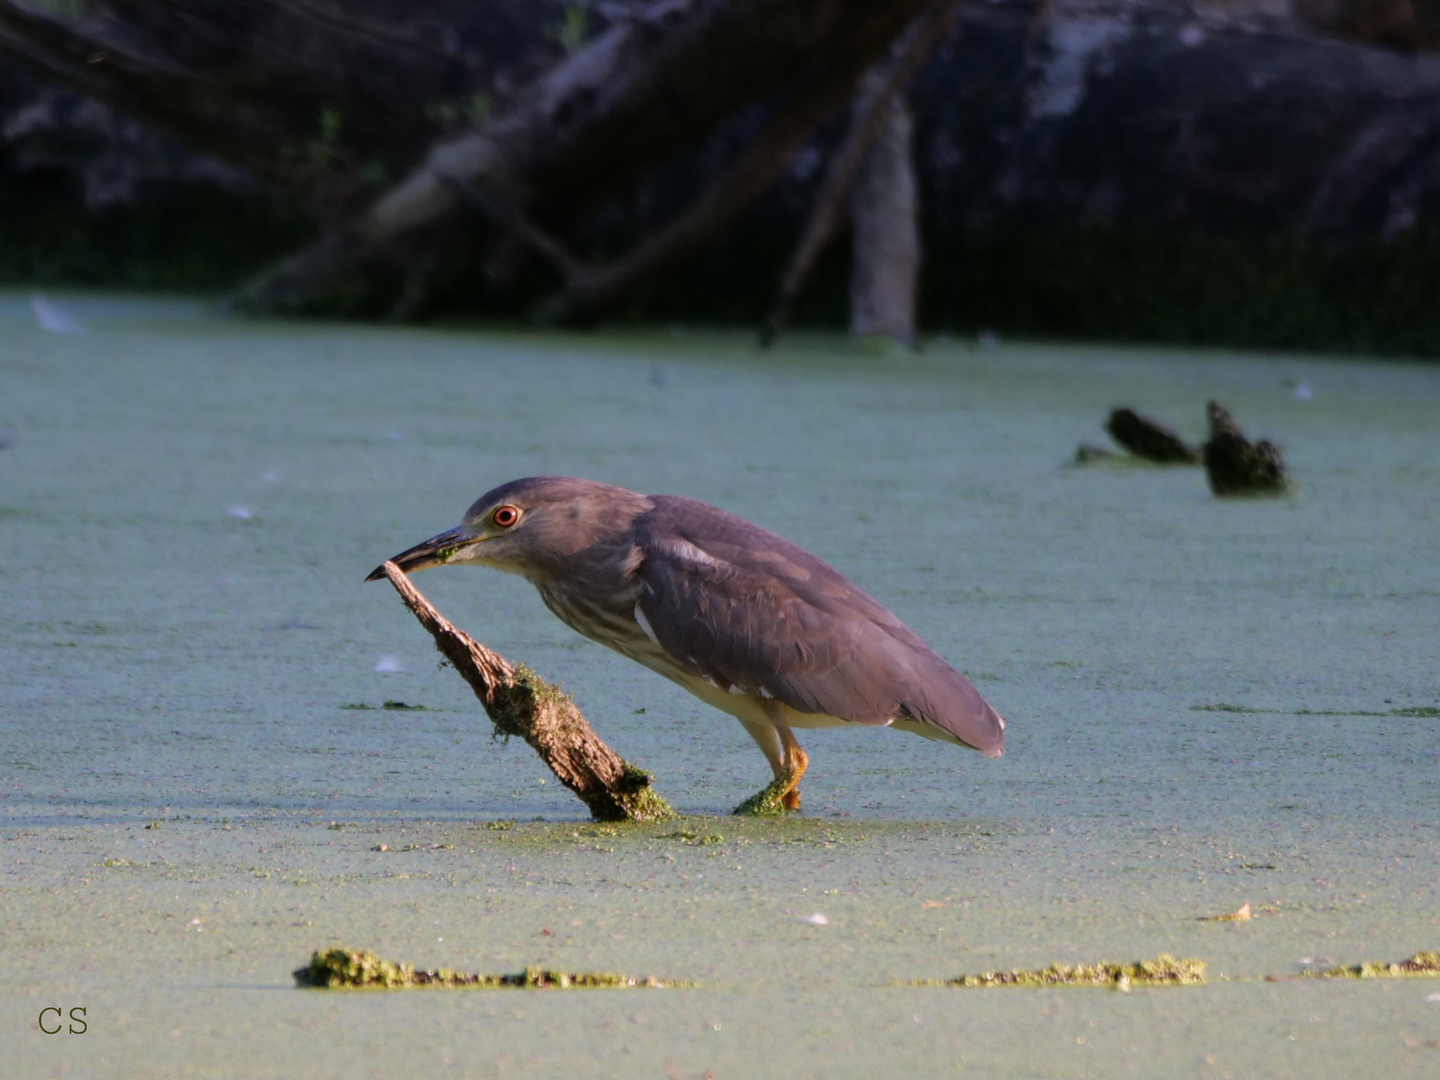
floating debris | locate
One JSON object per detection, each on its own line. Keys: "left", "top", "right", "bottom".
{"left": 226, "top": 506, "right": 254, "bottom": 519}
{"left": 294, "top": 947, "right": 686, "bottom": 990}
{"left": 801, "top": 913, "right": 830, "bottom": 926}
{"left": 1202, "top": 401, "right": 1287, "bottom": 496}
{"left": 1301, "top": 951, "right": 1440, "bottom": 980}
{"left": 374, "top": 655, "right": 405, "bottom": 673}
{"left": 30, "top": 293, "right": 86, "bottom": 334}
{"left": 1104, "top": 408, "right": 1199, "bottom": 464}
{"left": 1200, "top": 901, "right": 1252, "bottom": 922}
{"left": 925, "top": 954, "right": 1205, "bottom": 989}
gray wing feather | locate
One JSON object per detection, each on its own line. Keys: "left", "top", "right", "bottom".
{"left": 634, "top": 496, "right": 1005, "bottom": 757}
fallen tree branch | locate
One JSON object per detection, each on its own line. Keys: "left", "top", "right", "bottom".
{"left": 759, "top": 0, "right": 959, "bottom": 347}
{"left": 379, "top": 560, "right": 676, "bottom": 822}
{"left": 230, "top": 0, "right": 929, "bottom": 315}
{"left": 440, "top": 173, "right": 588, "bottom": 287}
{"left": 532, "top": 52, "right": 883, "bottom": 323}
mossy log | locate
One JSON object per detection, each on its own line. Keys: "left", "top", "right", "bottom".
{"left": 379, "top": 560, "right": 675, "bottom": 823}
{"left": 1105, "top": 407, "right": 1199, "bottom": 464}
{"left": 1202, "top": 401, "right": 1288, "bottom": 496}
{"left": 295, "top": 946, "right": 684, "bottom": 989}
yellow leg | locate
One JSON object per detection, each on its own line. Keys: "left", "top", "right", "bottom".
{"left": 738, "top": 719, "right": 785, "bottom": 777}
{"left": 776, "top": 725, "right": 808, "bottom": 811}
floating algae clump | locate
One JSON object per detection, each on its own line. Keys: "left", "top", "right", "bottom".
{"left": 1305, "top": 951, "right": 1440, "bottom": 980}
{"left": 294, "top": 948, "right": 685, "bottom": 989}
{"left": 934, "top": 954, "right": 1205, "bottom": 989}
{"left": 732, "top": 773, "right": 796, "bottom": 817}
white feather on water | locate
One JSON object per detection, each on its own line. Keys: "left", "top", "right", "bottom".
{"left": 30, "top": 294, "right": 86, "bottom": 334}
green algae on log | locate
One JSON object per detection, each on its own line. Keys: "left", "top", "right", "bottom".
{"left": 1303, "top": 951, "right": 1440, "bottom": 980}
{"left": 928, "top": 954, "right": 1206, "bottom": 989}
{"left": 1202, "top": 401, "right": 1288, "bottom": 497}
{"left": 379, "top": 561, "right": 676, "bottom": 823}
{"left": 294, "top": 948, "right": 684, "bottom": 989}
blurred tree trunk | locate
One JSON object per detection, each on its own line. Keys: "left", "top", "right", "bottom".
{"left": 848, "top": 72, "right": 920, "bottom": 345}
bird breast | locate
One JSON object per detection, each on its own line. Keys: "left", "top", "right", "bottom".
{"left": 532, "top": 542, "right": 656, "bottom": 657}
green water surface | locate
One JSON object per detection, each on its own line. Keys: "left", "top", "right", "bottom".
{"left": 2, "top": 294, "right": 1438, "bottom": 1077}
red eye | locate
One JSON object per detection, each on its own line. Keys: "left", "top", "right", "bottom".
{"left": 492, "top": 505, "right": 519, "bottom": 528}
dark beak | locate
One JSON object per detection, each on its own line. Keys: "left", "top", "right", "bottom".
{"left": 365, "top": 525, "right": 474, "bottom": 581}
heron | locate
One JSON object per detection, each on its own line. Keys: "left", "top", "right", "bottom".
{"left": 367, "top": 477, "right": 1005, "bottom": 811}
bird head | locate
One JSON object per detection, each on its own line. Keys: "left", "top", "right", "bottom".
{"left": 365, "top": 476, "right": 652, "bottom": 582}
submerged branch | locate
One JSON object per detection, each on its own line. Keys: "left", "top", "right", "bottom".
{"left": 379, "top": 561, "right": 676, "bottom": 823}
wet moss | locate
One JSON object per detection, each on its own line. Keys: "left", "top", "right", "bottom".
{"left": 1305, "top": 951, "right": 1440, "bottom": 980}
{"left": 490, "top": 665, "right": 676, "bottom": 823}
{"left": 732, "top": 774, "right": 796, "bottom": 817}
{"left": 293, "top": 947, "right": 688, "bottom": 990}
{"left": 927, "top": 954, "right": 1206, "bottom": 989}
{"left": 609, "top": 761, "right": 679, "bottom": 823}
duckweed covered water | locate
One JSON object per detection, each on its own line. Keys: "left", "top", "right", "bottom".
{"left": 2, "top": 292, "right": 1439, "bottom": 1077}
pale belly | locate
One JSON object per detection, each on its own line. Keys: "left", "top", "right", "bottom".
{"left": 630, "top": 647, "right": 965, "bottom": 746}
{"left": 552, "top": 594, "right": 966, "bottom": 747}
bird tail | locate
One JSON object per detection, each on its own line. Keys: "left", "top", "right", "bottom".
{"left": 905, "top": 655, "right": 1006, "bottom": 758}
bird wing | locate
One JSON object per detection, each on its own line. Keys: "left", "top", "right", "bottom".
{"left": 634, "top": 496, "right": 1004, "bottom": 757}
